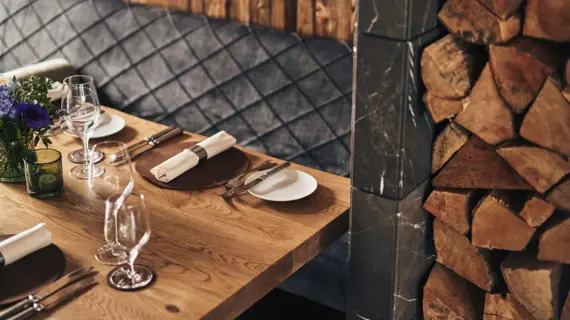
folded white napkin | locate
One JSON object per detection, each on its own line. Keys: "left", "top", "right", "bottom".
{"left": 150, "top": 131, "right": 237, "bottom": 183}
{"left": 0, "top": 223, "right": 52, "bottom": 266}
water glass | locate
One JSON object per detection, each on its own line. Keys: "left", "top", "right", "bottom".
{"left": 64, "top": 87, "right": 101, "bottom": 179}
{"left": 107, "top": 193, "right": 154, "bottom": 290}
{"left": 24, "top": 149, "right": 64, "bottom": 198}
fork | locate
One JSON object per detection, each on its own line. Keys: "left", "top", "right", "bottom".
{"left": 224, "top": 160, "right": 277, "bottom": 190}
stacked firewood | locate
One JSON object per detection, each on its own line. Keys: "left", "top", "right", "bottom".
{"left": 420, "top": 0, "right": 570, "bottom": 319}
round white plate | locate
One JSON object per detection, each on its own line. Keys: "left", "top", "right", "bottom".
{"left": 64, "top": 114, "right": 126, "bottom": 139}
{"left": 244, "top": 169, "right": 318, "bottom": 202}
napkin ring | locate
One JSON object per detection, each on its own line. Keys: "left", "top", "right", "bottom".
{"left": 190, "top": 145, "right": 208, "bottom": 163}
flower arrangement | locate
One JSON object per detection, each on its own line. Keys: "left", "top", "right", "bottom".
{"left": 0, "top": 76, "right": 56, "bottom": 182}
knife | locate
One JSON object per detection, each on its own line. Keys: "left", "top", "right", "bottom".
{"left": 128, "top": 127, "right": 184, "bottom": 160}
{"left": 127, "top": 126, "right": 178, "bottom": 153}
{"left": 0, "top": 266, "right": 93, "bottom": 319}
{"left": 222, "top": 162, "right": 291, "bottom": 198}
{"left": 7, "top": 277, "right": 96, "bottom": 320}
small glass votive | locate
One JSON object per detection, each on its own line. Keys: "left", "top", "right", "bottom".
{"left": 24, "top": 149, "right": 64, "bottom": 199}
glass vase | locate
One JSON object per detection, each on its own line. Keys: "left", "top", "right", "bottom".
{"left": 0, "top": 138, "right": 32, "bottom": 183}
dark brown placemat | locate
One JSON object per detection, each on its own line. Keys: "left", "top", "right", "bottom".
{"left": 135, "top": 141, "right": 250, "bottom": 190}
{"left": 0, "top": 235, "right": 66, "bottom": 305}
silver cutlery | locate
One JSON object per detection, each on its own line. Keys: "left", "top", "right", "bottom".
{"left": 0, "top": 266, "right": 94, "bottom": 319}
{"left": 125, "top": 126, "right": 178, "bottom": 155}
{"left": 110, "top": 127, "right": 183, "bottom": 164}
{"left": 222, "top": 162, "right": 291, "bottom": 199}
{"left": 224, "top": 160, "right": 277, "bottom": 190}
{"left": 7, "top": 277, "right": 96, "bottom": 320}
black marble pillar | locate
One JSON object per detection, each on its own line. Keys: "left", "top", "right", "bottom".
{"left": 349, "top": 0, "right": 444, "bottom": 319}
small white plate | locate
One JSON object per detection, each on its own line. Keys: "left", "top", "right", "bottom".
{"left": 64, "top": 114, "right": 126, "bottom": 139}
{"left": 244, "top": 169, "right": 318, "bottom": 202}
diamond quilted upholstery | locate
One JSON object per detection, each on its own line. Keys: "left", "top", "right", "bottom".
{"left": 0, "top": 0, "right": 352, "bottom": 311}
{"left": 0, "top": 0, "right": 352, "bottom": 177}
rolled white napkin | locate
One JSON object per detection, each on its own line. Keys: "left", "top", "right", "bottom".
{"left": 0, "top": 223, "right": 52, "bottom": 266}
{"left": 150, "top": 131, "right": 237, "bottom": 183}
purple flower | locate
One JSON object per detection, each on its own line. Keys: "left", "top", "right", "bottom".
{"left": 0, "top": 85, "right": 14, "bottom": 117}
{"left": 14, "top": 102, "right": 51, "bottom": 130}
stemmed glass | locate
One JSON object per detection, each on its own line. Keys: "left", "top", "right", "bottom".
{"left": 60, "top": 75, "right": 103, "bottom": 164}
{"left": 88, "top": 141, "right": 135, "bottom": 265}
{"left": 107, "top": 193, "right": 154, "bottom": 290}
{"left": 64, "top": 87, "right": 101, "bottom": 179}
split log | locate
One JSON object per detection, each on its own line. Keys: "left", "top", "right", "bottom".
{"left": 523, "top": 0, "right": 570, "bottom": 42}
{"left": 563, "top": 86, "right": 570, "bottom": 102}
{"left": 546, "top": 178, "right": 570, "bottom": 212}
{"left": 424, "top": 189, "right": 479, "bottom": 235}
{"left": 484, "top": 293, "right": 535, "bottom": 320}
{"left": 501, "top": 252, "right": 562, "bottom": 320}
{"left": 497, "top": 145, "right": 570, "bottom": 194}
{"left": 489, "top": 39, "right": 556, "bottom": 113}
{"left": 421, "top": 35, "right": 475, "bottom": 99}
{"left": 423, "top": 92, "right": 465, "bottom": 123}
{"left": 520, "top": 196, "right": 556, "bottom": 227}
{"left": 472, "top": 190, "right": 535, "bottom": 251}
{"left": 424, "top": 263, "right": 485, "bottom": 320}
{"left": 455, "top": 64, "right": 515, "bottom": 145}
{"left": 520, "top": 77, "right": 570, "bottom": 157}
{"left": 434, "top": 219, "right": 497, "bottom": 291}
{"left": 433, "top": 136, "right": 531, "bottom": 190}
{"left": 438, "top": 0, "right": 521, "bottom": 45}
{"left": 432, "top": 122, "right": 470, "bottom": 173}
{"left": 538, "top": 215, "right": 570, "bottom": 264}
{"left": 475, "top": 0, "right": 522, "bottom": 19}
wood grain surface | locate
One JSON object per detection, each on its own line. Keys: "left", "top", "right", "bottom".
{"left": 0, "top": 107, "right": 350, "bottom": 320}
{"left": 126, "top": 0, "right": 355, "bottom": 41}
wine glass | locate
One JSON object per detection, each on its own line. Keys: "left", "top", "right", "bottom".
{"left": 61, "top": 75, "right": 103, "bottom": 164}
{"left": 107, "top": 193, "right": 154, "bottom": 290}
{"left": 89, "top": 141, "right": 135, "bottom": 265}
{"left": 64, "top": 87, "right": 101, "bottom": 179}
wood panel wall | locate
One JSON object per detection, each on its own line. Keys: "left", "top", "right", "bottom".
{"left": 126, "top": 0, "right": 355, "bottom": 41}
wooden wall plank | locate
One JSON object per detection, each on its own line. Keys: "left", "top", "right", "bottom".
{"left": 189, "top": 0, "right": 204, "bottom": 13}
{"left": 125, "top": 0, "right": 355, "bottom": 41}
{"left": 205, "top": 0, "right": 227, "bottom": 19}
{"left": 315, "top": 0, "right": 352, "bottom": 41}
{"left": 231, "top": 0, "right": 251, "bottom": 25}
{"left": 297, "top": 0, "right": 315, "bottom": 37}
{"left": 251, "top": 0, "right": 271, "bottom": 27}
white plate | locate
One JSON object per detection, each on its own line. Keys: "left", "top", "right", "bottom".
{"left": 244, "top": 169, "right": 318, "bottom": 202}
{"left": 64, "top": 114, "right": 126, "bottom": 139}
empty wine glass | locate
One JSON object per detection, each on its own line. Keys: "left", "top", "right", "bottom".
{"left": 61, "top": 75, "right": 103, "bottom": 164}
{"left": 107, "top": 193, "right": 154, "bottom": 290}
{"left": 89, "top": 141, "right": 135, "bottom": 265}
{"left": 64, "top": 87, "right": 101, "bottom": 179}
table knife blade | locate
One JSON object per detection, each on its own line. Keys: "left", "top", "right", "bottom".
{"left": 0, "top": 266, "right": 93, "bottom": 319}
{"left": 224, "top": 162, "right": 291, "bottom": 197}
{"left": 8, "top": 277, "right": 96, "bottom": 320}
{"left": 129, "top": 127, "right": 183, "bottom": 160}
{"left": 127, "top": 126, "right": 177, "bottom": 153}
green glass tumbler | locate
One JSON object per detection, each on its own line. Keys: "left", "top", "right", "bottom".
{"left": 24, "top": 149, "right": 64, "bottom": 199}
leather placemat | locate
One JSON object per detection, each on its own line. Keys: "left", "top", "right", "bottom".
{"left": 0, "top": 235, "right": 66, "bottom": 305}
{"left": 135, "top": 141, "right": 249, "bottom": 190}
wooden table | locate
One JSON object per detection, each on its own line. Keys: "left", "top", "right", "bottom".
{"left": 0, "top": 107, "right": 350, "bottom": 319}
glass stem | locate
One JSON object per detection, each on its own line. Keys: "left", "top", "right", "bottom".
{"left": 82, "top": 133, "right": 90, "bottom": 170}
{"left": 127, "top": 249, "right": 139, "bottom": 280}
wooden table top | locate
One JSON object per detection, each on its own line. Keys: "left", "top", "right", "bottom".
{"left": 0, "top": 107, "right": 350, "bottom": 320}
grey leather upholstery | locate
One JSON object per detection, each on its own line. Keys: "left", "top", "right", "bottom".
{"left": 0, "top": 0, "right": 352, "bottom": 311}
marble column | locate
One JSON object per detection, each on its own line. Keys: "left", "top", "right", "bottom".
{"left": 348, "top": 1, "right": 444, "bottom": 319}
